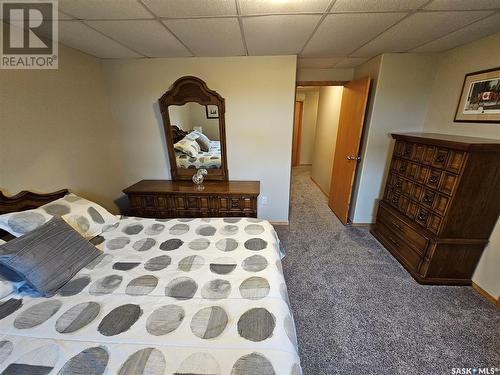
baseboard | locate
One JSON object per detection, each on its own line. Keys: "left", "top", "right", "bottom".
{"left": 270, "top": 221, "right": 289, "bottom": 226}
{"left": 472, "top": 282, "right": 500, "bottom": 309}
{"left": 310, "top": 176, "right": 329, "bottom": 198}
{"left": 349, "top": 223, "right": 373, "bottom": 227}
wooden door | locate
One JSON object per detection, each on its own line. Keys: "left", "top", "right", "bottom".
{"left": 328, "top": 77, "right": 371, "bottom": 224}
{"left": 292, "top": 101, "right": 304, "bottom": 167}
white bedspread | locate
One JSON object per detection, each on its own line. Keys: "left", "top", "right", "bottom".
{"left": 0, "top": 217, "right": 301, "bottom": 375}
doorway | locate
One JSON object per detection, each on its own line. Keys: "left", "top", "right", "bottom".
{"left": 292, "top": 77, "right": 371, "bottom": 224}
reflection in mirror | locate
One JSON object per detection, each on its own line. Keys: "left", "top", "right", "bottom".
{"left": 168, "top": 103, "right": 222, "bottom": 170}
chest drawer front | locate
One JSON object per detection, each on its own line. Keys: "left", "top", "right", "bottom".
{"left": 446, "top": 150, "right": 466, "bottom": 173}
{"left": 378, "top": 205, "right": 428, "bottom": 253}
{"left": 439, "top": 172, "right": 459, "bottom": 195}
{"left": 375, "top": 221, "right": 423, "bottom": 272}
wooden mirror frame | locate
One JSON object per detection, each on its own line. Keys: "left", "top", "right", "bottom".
{"left": 159, "top": 76, "right": 228, "bottom": 181}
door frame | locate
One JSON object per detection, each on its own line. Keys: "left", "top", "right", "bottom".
{"left": 292, "top": 100, "right": 304, "bottom": 167}
{"left": 294, "top": 79, "right": 371, "bottom": 224}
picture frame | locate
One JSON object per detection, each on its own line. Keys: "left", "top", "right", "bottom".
{"left": 206, "top": 104, "right": 219, "bottom": 119}
{"left": 454, "top": 67, "right": 500, "bottom": 123}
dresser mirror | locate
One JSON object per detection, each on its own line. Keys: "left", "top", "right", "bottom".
{"left": 159, "top": 76, "right": 228, "bottom": 181}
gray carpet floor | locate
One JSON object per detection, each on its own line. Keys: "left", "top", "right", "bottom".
{"left": 276, "top": 166, "right": 499, "bottom": 375}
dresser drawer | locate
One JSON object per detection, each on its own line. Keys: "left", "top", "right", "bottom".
{"left": 439, "top": 172, "right": 459, "bottom": 195}
{"left": 375, "top": 221, "right": 423, "bottom": 273}
{"left": 446, "top": 150, "right": 467, "bottom": 173}
{"left": 425, "top": 169, "right": 442, "bottom": 189}
{"left": 432, "top": 148, "right": 450, "bottom": 169}
{"left": 378, "top": 204, "right": 428, "bottom": 254}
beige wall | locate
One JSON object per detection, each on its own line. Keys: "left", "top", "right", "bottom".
{"left": 297, "top": 89, "right": 319, "bottom": 165}
{"left": 101, "top": 56, "right": 297, "bottom": 222}
{"left": 352, "top": 53, "right": 438, "bottom": 223}
{"left": 311, "top": 86, "right": 343, "bottom": 194}
{"left": 0, "top": 44, "right": 125, "bottom": 212}
{"left": 422, "top": 32, "right": 500, "bottom": 299}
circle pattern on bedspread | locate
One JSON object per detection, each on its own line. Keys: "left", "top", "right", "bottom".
{"left": 244, "top": 224, "right": 265, "bottom": 235}
{"left": 244, "top": 238, "right": 268, "bottom": 251}
{"left": 87, "top": 206, "right": 105, "bottom": 224}
{"left": 216, "top": 238, "right": 238, "bottom": 252}
{"left": 14, "top": 300, "right": 62, "bottom": 329}
{"left": 126, "top": 275, "right": 158, "bottom": 295}
{"left": 210, "top": 257, "right": 237, "bottom": 274}
{"left": 246, "top": 218, "right": 263, "bottom": 223}
{"left": 146, "top": 305, "right": 184, "bottom": 336}
{"left": 85, "top": 254, "right": 113, "bottom": 270}
{"left": 178, "top": 255, "right": 205, "bottom": 272}
{"left": 144, "top": 255, "right": 171, "bottom": 271}
{"left": 66, "top": 215, "right": 90, "bottom": 234}
{"left": 133, "top": 238, "right": 156, "bottom": 252}
{"left": 122, "top": 224, "right": 143, "bottom": 235}
{"left": 89, "top": 235, "right": 105, "bottom": 246}
{"left": 195, "top": 224, "right": 216, "bottom": 236}
{"left": 98, "top": 304, "right": 142, "bottom": 336}
{"left": 56, "top": 302, "right": 100, "bottom": 334}
{"left": 165, "top": 277, "right": 198, "bottom": 300}
{"left": 231, "top": 353, "right": 276, "bottom": 375}
{"left": 189, "top": 238, "right": 210, "bottom": 250}
{"left": 118, "top": 348, "right": 165, "bottom": 375}
{"left": 7, "top": 211, "right": 46, "bottom": 234}
{"left": 291, "top": 363, "right": 302, "bottom": 375}
{"left": 0, "top": 341, "right": 13, "bottom": 364}
{"left": 223, "top": 218, "right": 241, "bottom": 223}
{"left": 57, "top": 346, "right": 109, "bottom": 375}
{"left": 43, "top": 203, "right": 70, "bottom": 216}
{"left": 170, "top": 223, "right": 190, "bottom": 235}
{"left": 201, "top": 279, "right": 231, "bottom": 300}
{"left": 176, "top": 353, "right": 221, "bottom": 374}
{"left": 239, "top": 277, "right": 270, "bottom": 300}
{"left": 0, "top": 298, "right": 23, "bottom": 320}
{"left": 106, "top": 237, "right": 130, "bottom": 250}
{"left": 190, "top": 306, "right": 228, "bottom": 339}
{"left": 242, "top": 255, "right": 268, "bottom": 272}
{"left": 113, "top": 258, "right": 141, "bottom": 271}
{"left": 58, "top": 275, "right": 91, "bottom": 296}
{"left": 219, "top": 225, "right": 239, "bottom": 236}
{"left": 3, "top": 344, "right": 58, "bottom": 375}
{"left": 159, "top": 238, "right": 183, "bottom": 251}
{"left": 89, "top": 275, "right": 123, "bottom": 296}
{"left": 145, "top": 223, "right": 165, "bottom": 236}
{"left": 237, "top": 308, "right": 275, "bottom": 342}
{"left": 284, "top": 314, "right": 298, "bottom": 347}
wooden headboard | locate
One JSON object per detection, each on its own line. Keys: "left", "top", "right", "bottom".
{"left": 0, "top": 189, "right": 69, "bottom": 215}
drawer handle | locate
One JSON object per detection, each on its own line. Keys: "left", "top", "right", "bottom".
{"left": 391, "top": 221, "right": 403, "bottom": 232}
{"left": 391, "top": 196, "right": 399, "bottom": 204}
{"left": 417, "top": 212, "right": 427, "bottom": 221}
{"left": 436, "top": 154, "right": 446, "bottom": 163}
{"left": 429, "top": 176, "right": 439, "bottom": 184}
{"left": 399, "top": 166, "right": 407, "bottom": 173}
{"left": 423, "top": 195, "right": 433, "bottom": 204}
{"left": 388, "top": 236, "right": 400, "bottom": 247}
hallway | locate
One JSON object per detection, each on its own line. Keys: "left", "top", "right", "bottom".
{"left": 277, "top": 166, "right": 499, "bottom": 375}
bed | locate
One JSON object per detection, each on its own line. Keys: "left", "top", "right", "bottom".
{"left": 0, "top": 190, "right": 301, "bottom": 375}
{"left": 175, "top": 141, "right": 222, "bottom": 169}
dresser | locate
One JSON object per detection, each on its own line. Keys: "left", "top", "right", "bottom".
{"left": 123, "top": 180, "right": 260, "bottom": 219}
{"left": 371, "top": 133, "right": 500, "bottom": 285}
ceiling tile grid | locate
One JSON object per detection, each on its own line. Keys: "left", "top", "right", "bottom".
{"left": 43, "top": 0, "right": 500, "bottom": 63}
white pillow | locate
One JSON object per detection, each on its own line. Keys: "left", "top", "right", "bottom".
{"left": 0, "top": 193, "right": 119, "bottom": 239}
{"left": 174, "top": 138, "right": 201, "bottom": 157}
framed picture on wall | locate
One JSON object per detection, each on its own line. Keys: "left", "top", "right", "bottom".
{"left": 454, "top": 67, "right": 500, "bottom": 123}
{"left": 206, "top": 104, "right": 219, "bottom": 119}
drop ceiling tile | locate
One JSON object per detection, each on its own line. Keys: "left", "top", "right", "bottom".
{"left": 163, "top": 18, "right": 245, "bottom": 56}
{"left": 334, "top": 57, "right": 370, "bottom": 68}
{"left": 412, "top": 12, "right": 500, "bottom": 52}
{"left": 352, "top": 10, "right": 494, "bottom": 57}
{"left": 243, "top": 15, "right": 321, "bottom": 55}
{"left": 238, "top": 0, "right": 331, "bottom": 15}
{"left": 297, "top": 57, "right": 343, "bottom": 68}
{"left": 142, "top": 0, "right": 237, "bottom": 17}
{"left": 58, "top": 0, "right": 152, "bottom": 20}
{"left": 425, "top": 0, "right": 500, "bottom": 10}
{"left": 331, "top": 0, "right": 428, "bottom": 12}
{"left": 302, "top": 12, "right": 406, "bottom": 56}
{"left": 58, "top": 21, "right": 141, "bottom": 58}
{"left": 87, "top": 20, "right": 191, "bottom": 57}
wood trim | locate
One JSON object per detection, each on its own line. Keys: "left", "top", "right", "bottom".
{"left": 472, "top": 282, "right": 500, "bottom": 308}
{"left": 349, "top": 223, "right": 372, "bottom": 227}
{"left": 270, "top": 221, "right": 289, "bottom": 226}
{"left": 292, "top": 101, "right": 304, "bottom": 167}
{"left": 297, "top": 80, "right": 348, "bottom": 87}
{"left": 310, "top": 176, "right": 329, "bottom": 198}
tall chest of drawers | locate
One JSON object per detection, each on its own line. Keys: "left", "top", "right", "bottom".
{"left": 371, "top": 133, "right": 500, "bottom": 285}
